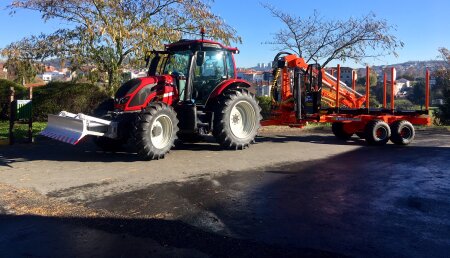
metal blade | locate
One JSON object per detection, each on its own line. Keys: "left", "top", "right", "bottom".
{"left": 40, "top": 114, "right": 88, "bottom": 145}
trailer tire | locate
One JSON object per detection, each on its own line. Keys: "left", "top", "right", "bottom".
{"left": 390, "top": 120, "right": 415, "bottom": 145}
{"left": 132, "top": 102, "right": 179, "bottom": 160}
{"left": 213, "top": 89, "right": 262, "bottom": 150}
{"left": 331, "top": 122, "right": 353, "bottom": 140}
{"left": 364, "top": 120, "right": 391, "bottom": 146}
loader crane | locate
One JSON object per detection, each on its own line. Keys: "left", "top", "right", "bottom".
{"left": 263, "top": 52, "right": 431, "bottom": 145}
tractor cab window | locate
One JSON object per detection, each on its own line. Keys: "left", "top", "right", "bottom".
{"left": 163, "top": 51, "right": 191, "bottom": 77}
{"left": 193, "top": 50, "right": 227, "bottom": 104}
{"left": 226, "top": 51, "right": 235, "bottom": 78}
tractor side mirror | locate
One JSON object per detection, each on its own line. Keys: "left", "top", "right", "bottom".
{"left": 196, "top": 51, "right": 205, "bottom": 66}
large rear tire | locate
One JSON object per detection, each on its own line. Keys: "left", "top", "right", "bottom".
{"left": 390, "top": 120, "right": 415, "bottom": 145}
{"left": 331, "top": 122, "right": 353, "bottom": 140}
{"left": 364, "top": 120, "right": 391, "bottom": 146}
{"left": 132, "top": 102, "right": 179, "bottom": 160}
{"left": 213, "top": 89, "right": 262, "bottom": 149}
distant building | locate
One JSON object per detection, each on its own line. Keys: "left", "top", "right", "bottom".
{"left": 39, "top": 71, "right": 66, "bottom": 82}
{"left": 237, "top": 69, "right": 264, "bottom": 82}
{"left": 263, "top": 71, "right": 273, "bottom": 82}
{"left": 254, "top": 81, "right": 272, "bottom": 97}
{"left": 432, "top": 99, "right": 445, "bottom": 106}
{"left": 327, "top": 67, "right": 356, "bottom": 86}
{"left": 397, "top": 78, "right": 411, "bottom": 88}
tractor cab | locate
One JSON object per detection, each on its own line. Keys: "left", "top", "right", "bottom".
{"left": 148, "top": 39, "right": 238, "bottom": 105}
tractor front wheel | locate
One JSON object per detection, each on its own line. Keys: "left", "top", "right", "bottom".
{"left": 133, "top": 102, "right": 179, "bottom": 160}
{"left": 213, "top": 89, "right": 262, "bottom": 149}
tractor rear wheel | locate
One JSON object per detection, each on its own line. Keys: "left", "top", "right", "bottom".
{"left": 132, "top": 102, "right": 179, "bottom": 160}
{"left": 331, "top": 122, "right": 353, "bottom": 140}
{"left": 364, "top": 120, "right": 391, "bottom": 145}
{"left": 213, "top": 89, "right": 262, "bottom": 149}
{"left": 390, "top": 120, "right": 415, "bottom": 145}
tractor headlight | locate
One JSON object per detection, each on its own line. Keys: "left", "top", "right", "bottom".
{"left": 116, "top": 96, "right": 130, "bottom": 104}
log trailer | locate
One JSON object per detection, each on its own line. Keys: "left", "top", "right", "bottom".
{"left": 264, "top": 52, "right": 431, "bottom": 145}
{"left": 40, "top": 35, "right": 430, "bottom": 160}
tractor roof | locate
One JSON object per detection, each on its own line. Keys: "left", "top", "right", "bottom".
{"left": 165, "top": 39, "right": 239, "bottom": 54}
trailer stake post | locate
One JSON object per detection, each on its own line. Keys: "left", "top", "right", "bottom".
{"left": 352, "top": 70, "right": 356, "bottom": 91}
{"left": 366, "top": 66, "right": 370, "bottom": 112}
{"left": 391, "top": 67, "right": 395, "bottom": 113}
{"left": 336, "top": 64, "right": 340, "bottom": 112}
{"left": 383, "top": 73, "right": 387, "bottom": 109}
{"left": 425, "top": 69, "right": 430, "bottom": 111}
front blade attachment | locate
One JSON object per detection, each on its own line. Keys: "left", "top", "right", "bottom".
{"left": 40, "top": 111, "right": 113, "bottom": 145}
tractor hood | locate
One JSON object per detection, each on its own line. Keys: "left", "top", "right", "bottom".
{"left": 114, "top": 75, "right": 175, "bottom": 111}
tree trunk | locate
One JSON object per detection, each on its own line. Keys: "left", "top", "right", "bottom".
{"left": 107, "top": 68, "right": 121, "bottom": 96}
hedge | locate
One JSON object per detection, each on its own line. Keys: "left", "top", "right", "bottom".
{"left": 0, "top": 79, "right": 27, "bottom": 120}
{"left": 32, "top": 82, "right": 110, "bottom": 121}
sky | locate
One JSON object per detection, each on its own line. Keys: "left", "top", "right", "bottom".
{"left": 1, "top": 0, "right": 449, "bottom": 68}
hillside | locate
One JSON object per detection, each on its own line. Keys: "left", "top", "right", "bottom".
{"left": 360, "top": 60, "right": 448, "bottom": 79}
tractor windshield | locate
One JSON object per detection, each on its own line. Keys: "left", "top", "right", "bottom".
{"left": 163, "top": 51, "right": 191, "bottom": 76}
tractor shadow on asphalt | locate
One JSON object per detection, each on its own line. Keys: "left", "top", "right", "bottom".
{"left": 1, "top": 131, "right": 447, "bottom": 166}
{"left": 255, "top": 133, "right": 367, "bottom": 146}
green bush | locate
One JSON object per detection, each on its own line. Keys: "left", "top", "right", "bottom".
{"left": 433, "top": 88, "right": 450, "bottom": 125}
{"left": 33, "top": 82, "right": 110, "bottom": 121}
{"left": 256, "top": 96, "right": 272, "bottom": 119}
{"left": 394, "top": 99, "right": 415, "bottom": 110}
{"left": 0, "top": 79, "right": 28, "bottom": 120}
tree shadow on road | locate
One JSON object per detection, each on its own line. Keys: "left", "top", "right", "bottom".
{"left": 137, "top": 144, "right": 450, "bottom": 257}
{"left": 0, "top": 214, "right": 340, "bottom": 257}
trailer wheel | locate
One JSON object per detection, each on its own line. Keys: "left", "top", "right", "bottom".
{"left": 132, "top": 102, "right": 179, "bottom": 160}
{"left": 390, "top": 120, "right": 415, "bottom": 145}
{"left": 213, "top": 89, "right": 262, "bottom": 150}
{"left": 331, "top": 122, "right": 353, "bottom": 140}
{"left": 364, "top": 120, "right": 391, "bottom": 145}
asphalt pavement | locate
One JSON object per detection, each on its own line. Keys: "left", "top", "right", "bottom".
{"left": 0, "top": 127, "right": 449, "bottom": 257}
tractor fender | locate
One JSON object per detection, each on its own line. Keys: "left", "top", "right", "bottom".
{"left": 205, "top": 79, "right": 252, "bottom": 108}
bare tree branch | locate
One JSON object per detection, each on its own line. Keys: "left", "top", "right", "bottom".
{"left": 262, "top": 4, "right": 404, "bottom": 67}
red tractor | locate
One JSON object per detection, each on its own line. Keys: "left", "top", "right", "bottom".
{"left": 41, "top": 39, "right": 262, "bottom": 160}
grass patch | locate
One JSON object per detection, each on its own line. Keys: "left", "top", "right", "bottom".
{"left": 303, "top": 122, "right": 331, "bottom": 131}
{"left": 0, "top": 121, "right": 47, "bottom": 140}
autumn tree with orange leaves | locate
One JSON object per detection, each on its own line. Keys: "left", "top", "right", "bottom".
{"left": 4, "top": 0, "right": 241, "bottom": 94}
